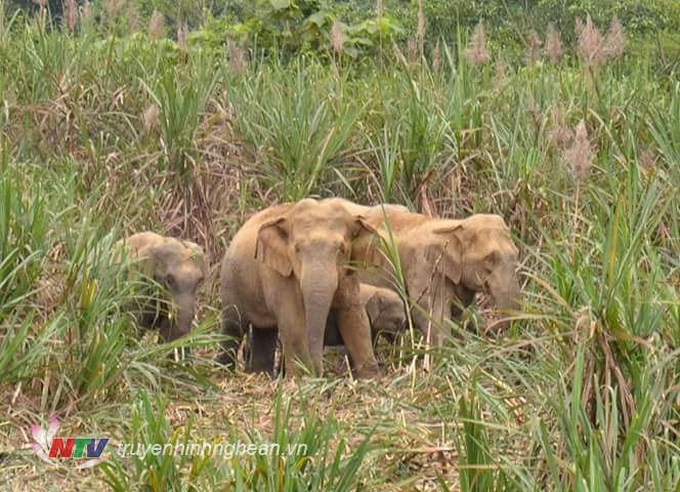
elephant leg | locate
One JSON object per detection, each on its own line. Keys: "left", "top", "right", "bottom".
{"left": 248, "top": 328, "right": 278, "bottom": 375}
{"left": 333, "top": 277, "right": 380, "bottom": 379}
{"left": 276, "top": 297, "right": 313, "bottom": 378}
{"left": 216, "top": 304, "right": 246, "bottom": 368}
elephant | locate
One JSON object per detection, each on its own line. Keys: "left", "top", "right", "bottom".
{"left": 347, "top": 208, "right": 522, "bottom": 346}
{"left": 217, "top": 198, "right": 381, "bottom": 379}
{"left": 324, "top": 283, "right": 407, "bottom": 346}
{"left": 115, "top": 232, "right": 207, "bottom": 343}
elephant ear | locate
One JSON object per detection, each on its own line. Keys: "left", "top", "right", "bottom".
{"left": 362, "top": 290, "right": 383, "bottom": 325}
{"left": 182, "top": 240, "right": 208, "bottom": 279}
{"left": 256, "top": 216, "right": 293, "bottom": 277}
{"left": 425, "top": 221, "right": 464, "bottom": 284}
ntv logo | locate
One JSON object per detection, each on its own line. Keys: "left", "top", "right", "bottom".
{"left": 29, "top": 415, "right": 108, "bottom": 469}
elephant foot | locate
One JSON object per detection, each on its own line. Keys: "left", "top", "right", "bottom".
{"left": 353, "top": 359, "right": 380, "bottom": 379}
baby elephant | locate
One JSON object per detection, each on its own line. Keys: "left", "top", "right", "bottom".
{"left": 325, "top": 284, "right": 406, "bottom": 346}
{"left": 115, "top": 232, "right": 207, "bottom": 343}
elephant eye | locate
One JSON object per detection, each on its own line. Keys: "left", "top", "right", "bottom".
{"left": 165, "top": 274, "right": 177, "bottom": 290}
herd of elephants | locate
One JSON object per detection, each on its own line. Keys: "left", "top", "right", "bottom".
{"left": 115, "top": 197, "right": 522, "bottom": 378}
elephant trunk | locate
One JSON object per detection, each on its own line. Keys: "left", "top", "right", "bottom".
{"left": 163, "top": 293, "right": 196, "bottom": 343}
{"left": 487, "top": 269, "right": 521, "bottom": 334}
{"left": 300, "top": 265, "right": 338, "bottom": 376}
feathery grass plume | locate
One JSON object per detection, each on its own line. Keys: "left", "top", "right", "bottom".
{"left": 142, "top": 104, "right": 160, "bottom": 134}
{"left": 527, "top": 94, "right": 541, "bottom": 131}
{"left": 464, "top": 22, "right": 490, "bottom": 66}
{"left": 330, "top": 19, "right": 344, "bottom": 54}
{"left": 177, "top": 22, "right": 188, "bottom": 51}
{"left": 544, "top": 23, "right": 563, "bottom": 63}
{"left": 639, "top": 147, "right": 656, "bottom": 174}
{"left": 148, "top": 9, "right": 165, "bottom": 40}
{"left": 604, "top": 16, "right": 626, "bottom": 59}
{"left": 227, "top": 41, "right": 248, "bottom": 75}
{"left": 564, "top": 119, "right": 593, "bottom": 181}
{"left": 549, "top": 105, "right": 572, "bottom": 150}
{"left": 432, "top": 41, "right": 441, "bottom": 73}
{"left": 416, "top": 0, "right": 426, "bottom": 58}
{"left": 126, "top": 0, "right": 141, "bottom": 32}
{"left": 103, "top": 0, "right": 122, "bottom": 23}
{"left": 63, "top": 0, "right": 77, "bottom": 33}
{"left": 493, "top": 57, "right": 507, "bottom": 88}
{"left": 407, "top": 38, "right": 417, "bottom": 65}
{"left": 80, "top": 0, "right": 92, "bottom": 24}
{"left": 577, "top": 15, "right": 605, "bottom": 67}
{"left": 525, "top": 31, "right": 542, "bottom": 65}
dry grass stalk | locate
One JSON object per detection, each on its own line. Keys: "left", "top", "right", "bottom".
{"left": 525, "top": 31, "right": 542, "bottom": 65}
{"left": 63, "top": 0, "right": 78, "bottom": 33}
{"left": 148, "top": 9, "right": 165, "bottom": 40}
{"left": 604, "top": 16, "right": 626, "bottom": 59}
{"left": 464, "top": 23, "right": 490, "bottom": 66}
{"left": 375, "top": 0, "right": 383, "bottom": 18}
{"left": 331, "top": 19, "right": 344, "bottom": 54}
{"left": 577, "top": 15, "right": 605, "bottom": 67}
{"left": 564, "top": 119, "right": 593, "bottom": 181}
{"left": 545, "top": 23, "right": 563, "bottom": 63}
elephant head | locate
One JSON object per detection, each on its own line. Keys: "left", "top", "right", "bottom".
{"left": 255, "top": 198, "right": 376, "bottom": 374}
{"left": 360, "top": 284, "right": 406, "bottom": 340}
{"left": 424, "top": 214, "right": 521, "bottom": 333}
{"left": 121, "top": 232, "right": 208, "bottom": 342}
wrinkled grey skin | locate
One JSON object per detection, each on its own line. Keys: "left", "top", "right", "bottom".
{"left": 116, "top": 232, "right": 207, "bottom": 343}
{"left": 217, "top": 198, "right": 380, "bottom": 379}
{"left": 348, "top": 209, "right": 522, "bottom": 346}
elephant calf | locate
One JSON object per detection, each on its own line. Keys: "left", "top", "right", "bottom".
{"left": 324, "top": 284, "right": 406, "bottom": 346}
{"left": 115, "top": 232, "right": 207, "bottom": 343}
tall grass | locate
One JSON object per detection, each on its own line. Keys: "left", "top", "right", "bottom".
{"left": 0, "top": 13, "right": 677, "bottom": 491}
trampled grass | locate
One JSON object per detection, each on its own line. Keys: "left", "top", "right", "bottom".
{"left": 0, "top": 12, "right": 678, "bottom": 492}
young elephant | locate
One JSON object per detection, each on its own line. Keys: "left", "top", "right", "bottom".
{"left": 217, "top": 198, "right": 380, "bottom": 379}
{"left": 324, "top": 284, "right": 406, "bottom": 346}
{"left": 115, "top": 232, "right": 207, "bottom": 343}
{"left": 349, "top": 210, "right": 522, "bottom": 346}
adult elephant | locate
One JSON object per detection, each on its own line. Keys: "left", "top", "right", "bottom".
{"left": 349, "top": 209, "right": 522, "bottom": 346}
{"left": 217, "top": 198, "right": 380, "bottom": 379}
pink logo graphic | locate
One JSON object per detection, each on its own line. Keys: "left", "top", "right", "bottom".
{"left": 29, "top": 414, "right": 108, "bottom": 469}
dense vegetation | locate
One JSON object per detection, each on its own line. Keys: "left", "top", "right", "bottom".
{"left": 1, "top": 1, "right": 678, "bottom": 490}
